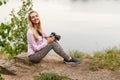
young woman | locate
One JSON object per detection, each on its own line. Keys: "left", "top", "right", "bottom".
{"left": 27, "top": 10, "right": 80, "bottom": 64}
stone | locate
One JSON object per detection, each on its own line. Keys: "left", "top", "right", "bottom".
{"left": 13, "top": 53, "right": 33, "bottom": 65}
{"left": 0, "top": 60, "right": 16, "bottom": 75}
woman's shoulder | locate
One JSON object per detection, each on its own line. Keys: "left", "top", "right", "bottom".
{"left": 27, "top": 28, "right": 33, "bottom": 35}
{"left": 27, "top": 28, "right": 33, "bottom": 33}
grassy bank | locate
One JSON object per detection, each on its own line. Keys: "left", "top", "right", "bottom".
{"left": 0, "top": 47, "right": 120, "bottom": 71}
{"left": 0, "top": 47, "right": 120, "bottom": 80}
{"left": 70, "top": 47, "right": 120, "bottom": 71}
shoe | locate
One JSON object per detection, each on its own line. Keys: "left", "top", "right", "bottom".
{"left": 64, "top": 58, "right": 80, "bottom": 64}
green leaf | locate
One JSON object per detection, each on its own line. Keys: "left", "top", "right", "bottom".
{"left": 3, "top": 0, "right": 7, "bottom": 4}
{"left": 0, "top": 1, "right": 3, "bottom": 6}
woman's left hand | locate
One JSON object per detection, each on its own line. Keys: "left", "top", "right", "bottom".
{"left": 46, "top": 37, "right": 55, "bottom": 44}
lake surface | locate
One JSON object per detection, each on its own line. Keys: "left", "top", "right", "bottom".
{"left": 0, "top": 0, "right": 120, "bottom": 54}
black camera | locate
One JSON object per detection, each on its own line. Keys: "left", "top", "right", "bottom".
{"left": 50, "top": 32, "right": 61, "bottom": 41}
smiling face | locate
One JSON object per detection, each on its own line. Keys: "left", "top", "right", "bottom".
{"left": 29, "top": 12, "right": 40, "bottom": 25}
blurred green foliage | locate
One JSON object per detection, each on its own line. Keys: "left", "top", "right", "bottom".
{"left": 0, "top": 0, "right": 33, "bottom": 59}
{"left": 0, "top": 0, "right": 7, "bottom": 6}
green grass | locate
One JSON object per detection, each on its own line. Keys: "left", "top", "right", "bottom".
{"left": 69, "top": 50, "right": 92, "bottom": 59}
{"left": 69, "top": 47, "right": 120, "bottom": 71}
{"left": 34, "top": 72, "right": 71, "bottom": 80}
{"left": 0, "top": 68, "right": 4, "bottom": 80}
{"left": 0, "top": 74, "right": 3, "bottom": 80}
{"left": 91, "top": 47, "right": 120, "bottom": 71}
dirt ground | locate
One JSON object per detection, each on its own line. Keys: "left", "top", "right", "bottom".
{"left": 1, "top": 54, "right": 120, "bottom": 80}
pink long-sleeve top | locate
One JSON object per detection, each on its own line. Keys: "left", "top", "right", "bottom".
{"left": 27, "top": 28, "right": 48, "bottom": 56}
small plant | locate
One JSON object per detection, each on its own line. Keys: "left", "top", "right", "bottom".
{"left": 69, "top": 50, "right": 83, "bottom": 58}
{"left": 90, "top": 47, "right": 120, "bottom": 71}
{"left": 0, "top": 68, "right": 4, "bottom": 80}
{"left": 0, "top": 74, "right": 3, "bottom": 80}
{"left": 34, "top": 72, "right": 71, "bottom": 80}
{"left": 69, "top": 50, "right": 91, "bottom": 59}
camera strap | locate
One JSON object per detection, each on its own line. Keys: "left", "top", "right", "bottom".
{"left": 36, "top": 30, "right": 42, "bottom": 36}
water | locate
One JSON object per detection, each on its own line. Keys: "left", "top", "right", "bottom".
{"left": 0, "top": 0, "right": 120, "bottom": 54}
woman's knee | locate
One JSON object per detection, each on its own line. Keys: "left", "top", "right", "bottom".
{"left": 51, "top": 41, "right": 58, "bottom": 46}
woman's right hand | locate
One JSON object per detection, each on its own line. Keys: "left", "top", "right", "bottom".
{"left": 46, "top": 37, "right": 55, "bottom": 44}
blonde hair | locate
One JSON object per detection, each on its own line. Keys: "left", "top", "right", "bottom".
{"left": 27, "top": 10, "right": 43, "bottom": 40}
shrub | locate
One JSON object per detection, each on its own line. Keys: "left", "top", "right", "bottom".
{"left": 90, "top": 47, "right": 120, "bottom": 70}
{"left": 69, "top": 50, "right": 92, "bottom": 59}
{"left": 34, "top": 73, "right": 71, "bottom": 80}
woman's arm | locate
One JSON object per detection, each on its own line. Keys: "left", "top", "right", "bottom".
{"left": 27, "top": 30, "right": 48, "bottom": 51}
{"left": 43, "top": 33, "right": 49, "bottom": 39}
